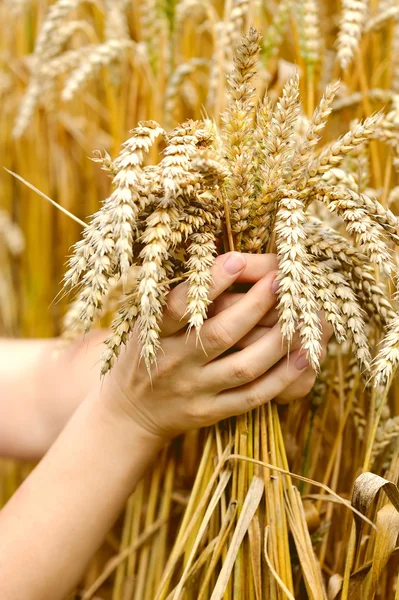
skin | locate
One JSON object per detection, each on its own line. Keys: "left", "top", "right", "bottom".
{"left": 0, "top": 253, "right": 331, "bottom": 599}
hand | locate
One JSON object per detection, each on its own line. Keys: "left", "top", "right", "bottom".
{"left": 102, "top": 252, "right": 332, "bottom": 443}
{"left": 211, "top": 291, "right": 332, "bottom": 404}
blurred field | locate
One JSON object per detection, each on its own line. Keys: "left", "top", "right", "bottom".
{"left": 2, "top": 1, "right": 399, "bottom": 598}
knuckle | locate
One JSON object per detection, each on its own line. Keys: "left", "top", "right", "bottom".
{"left": 205, "top": 319, "right": 235, "bottom": 351}
{"left": 157, "top": 354, "right": 181, "bottom": 378}
{"left": 163, "top": 295, "right": 186, "bottom": 324}
{"left": 245, "top": 388, "right": 265, "bottom": 410}
{"left": 230, "top": 359, "right": 257, "bottom": 385}
{"left": 252, "top": 295, "right": 270, "bottom": 320}
{"left": 186, "top": 400, "right": 208, "bottom": 426}
{"left": 177, "top": 378, "right": 194, "bottom": 399}
{"left": 277, "top": 362, "right": 297, "bottom": 389}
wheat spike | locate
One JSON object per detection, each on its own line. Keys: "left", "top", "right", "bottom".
{"left": 275, "top": 190, "right": 322, "bottom": 370}
{"left": 63, "top": 121, "right": 165, "bottom": 333}
{"left": 102, "top": 290, "right": 140, "bottom": 375}
{"left": 297, "top": 0, "right": 321, "bottom": 71}
{"left": 326, "top": 269, "right": 371, "bottom": 371}
{"left": 290, "top": 81, "right": 341, "bottom": 185}
{"left": 249, "top": 74, "right": 301, "bottom": 249}
{"left": 365, "top": 5, "right": 399, "bottom": 33}
{"left": 165, "top": 59, "right": 209, "bottom": 129}
{"left": 309, "top": 261, "right": 347, "bottom": 343}
{"left": 222, "top": 28, "right": 261, "bottom": 244}
{"left": 337, "top": 0, "right": 369, "bottom": 71}
{"left": 373, "top": 314, "right": 399, "bottom": 386}
{"left": 185, "top": 230, "right": 217, "bottom": 334}
{"left": 300, "top": 112, "right": 383, "bottom": 192}
{"left": 316, "top": 186, "right": 395, "bottom": 277}
{"left": 61, "top": 40, "right": 138, "bottom": 102}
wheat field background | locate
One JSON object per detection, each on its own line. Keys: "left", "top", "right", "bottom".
{"left": 2, "top": 1, "right": 399, "bottom": 599}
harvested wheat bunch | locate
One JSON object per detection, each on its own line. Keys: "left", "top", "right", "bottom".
{"left": 63, "top": 28, "right": 399, "bottom": 388}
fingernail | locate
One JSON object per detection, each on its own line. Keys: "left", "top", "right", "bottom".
{"left": 271, "top": 277, "right": 279, "bottom": 294}
{"left": 223, "top": 252, "right": 246, "bottom": 275}
{"left": 295, "top": 353, "right": 309, "bottom": 370}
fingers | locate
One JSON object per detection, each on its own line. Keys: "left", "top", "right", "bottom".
{"left": 161, "top": 252, "right": 247, "bottom": 337}
{"left": 203, "top": 322, "right": 294, "bottom": 391}
{"left": 232, "top": 253, "right": 278, "bottom": 283}
{"left": 275, "top": 337, "right": 329, "bottom": 404}
{"left": 234, "top": 326, "right": 271, "bottom": 350}
{"left": 160, "top": 253, "right": 278, "bottom": 337}
{"left": 275, "top": 368, "right": 317, "bottom": 404}
{"left": 235, "top": 311, "right": 333, "bottom": 353}
{"left": 208, "top": 349, "right": 310, "bottom": 421}
{"left": 210, "top": 292, "right": 279, "bottom": 328}
{"left": 196, "top": 272, "right": 278, "bottom": 360}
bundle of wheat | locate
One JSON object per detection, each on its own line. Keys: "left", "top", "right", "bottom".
{"left": 3, "top": 0, "right": 399, "bottom": 598}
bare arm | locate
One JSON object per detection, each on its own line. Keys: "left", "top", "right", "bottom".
{"left": 0, "top": 384, "right": 161, "bottom": 599}
{"left": 0, "top": 332, "right": 105, "bottom": 459}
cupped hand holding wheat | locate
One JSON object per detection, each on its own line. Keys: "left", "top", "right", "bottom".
{"left": 102, "top": 252, "right": 331, "bottom": 440}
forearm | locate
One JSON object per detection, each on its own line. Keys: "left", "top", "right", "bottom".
{"left": 0, "top": 338, "right": 55, "bottom": 458}
{"left": 0, "top": 385, "right": 163, "bottom": 599}
{"left": 0, "top": 332, "right": 106, "bottom": 459}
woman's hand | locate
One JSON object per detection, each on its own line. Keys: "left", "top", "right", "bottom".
{"left": 211, "top": 289, "right": 332, "bottom": 404}
{"left": 102, "top": 252, "right": 332, "bottom": 443}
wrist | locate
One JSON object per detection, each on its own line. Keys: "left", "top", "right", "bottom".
{"left": 93, "top": 382, "right": 167, "bottom": 454}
